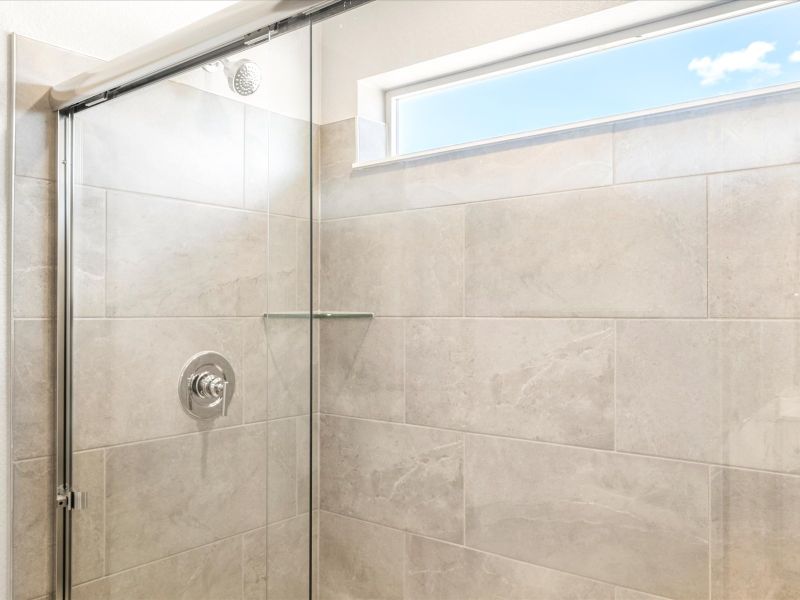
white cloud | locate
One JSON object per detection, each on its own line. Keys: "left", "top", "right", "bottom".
{"left": 790, "top": 50, "right": 800, "bottom": 63}
{"left": 688, "top": 41, "right": 781, "bottom": 85}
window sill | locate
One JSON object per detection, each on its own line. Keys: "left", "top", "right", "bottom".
{"left": 351, "top": 81, "right": 800, "bottom": 171}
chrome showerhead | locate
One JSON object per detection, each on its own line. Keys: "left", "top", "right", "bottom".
{"left": 203, "top": 58, "right": 262, "bottom": 96}
{"left": 224, "top": 59, "right": 261, "bottom": 96}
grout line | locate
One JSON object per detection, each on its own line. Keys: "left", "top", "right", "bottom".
{"left": 318, "top": 412, "right": 800, "bottom": 480}
{"left": 319, "top": 158, "right": 800, "bottom": 222}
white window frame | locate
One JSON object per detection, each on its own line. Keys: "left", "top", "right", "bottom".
{"left": 384, "top": 0, "right": 796, "bottom": 160}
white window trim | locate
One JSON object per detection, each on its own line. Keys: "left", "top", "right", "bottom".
{"left": 371, "top": 0, "right": 792, "bottom": 166}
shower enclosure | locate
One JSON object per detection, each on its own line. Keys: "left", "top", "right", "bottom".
{"left": 9, "top": 0, "right": 800, "bottom": 598}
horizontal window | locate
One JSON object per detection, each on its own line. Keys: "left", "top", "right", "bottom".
{"left": 390, "top": 2, "right": 800, "bottom": 156}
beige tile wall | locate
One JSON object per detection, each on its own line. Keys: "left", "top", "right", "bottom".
{"left": 316, "top": 87, "right": 800, "bottom": 599}
{"left": 11, "top": 36, "right": 313, "bottom": 599}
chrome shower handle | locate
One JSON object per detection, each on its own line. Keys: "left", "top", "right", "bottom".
{"left": 178, "top": 351, "right": 235, "bottom": 420}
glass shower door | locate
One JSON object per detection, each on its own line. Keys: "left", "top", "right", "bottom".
{"left": 63, "top": 24, "right": 313, "bottom": 599}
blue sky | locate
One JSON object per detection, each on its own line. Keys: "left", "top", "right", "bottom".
{"left": 398, "top": 2, "right": 800, "bottom": 155}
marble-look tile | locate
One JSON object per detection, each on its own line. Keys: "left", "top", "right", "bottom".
{"left": 243, "top": 528, "right": 267, "bottom": 600}
{"left": 13, "top": 458, "right": 52, "bottom": 600}
{"left": 12, "top": 319, "right": 54, "bottom": 460}
{"left": 243, "top": 317, "right": 269, "bottom": 423}
{"left": 73, "top": 318, "right": 243, "bottom": 450}
{"left": 14, "top": 36, "right": 100, "bottom": 180}
{"left": 406, "top": 318, "right": 614, "bottom": 448}
{"left": 296, "top": 415, "right": 316, "bottom": 514}
{"left": 267, "top": 317, "right": 311, "bottom": 419}
{"left": 72, "top": 451, "right": 105, "bottom": 586}
{"left": 320, "top": 415, "right": 463, "bottom": 542}
{"left": 709, "top": 163, "right": 800, "bottom": 318}
{"left": 318, "top": 511, "right": 403, "bottom": 600}
{"left": 320, "top": 150, "right": 407, "bottom": 219}
{"left": 105, "top": 424, "right": 266, "bottom": 572}
{"left": 615, "top": 89, "right": 800, "bottom": 183}
{"left": 13, "top": 453, "right": 104, "bottom": 599}
{"left": 403, "top": 125, "right": 613, "bottom": 211}
{"left": 267, "top": 514, "right": 310, "bottom": 600}
{"left": 77, "top": 79, "right": 245, "bottom": 207}
{"left": 269, "top": 214, "right": 301, "bottom": 313}
{"left": 406, "top": 534, "right": 615, "bottom": 600}
{"left": 320, "top": 206, "right": 464, "bottom": 316}
{"left": 319, "top": 119, "right": 612, "bottom": 218}
{"left": 617, "top": 320, "right": 800, "bottom": 473}
{"left": 72, "top": 537, "right": 242, "bottom": 600}
{"left": 269, "top": 418, "right": 298, "bottom": 524}
{"left": 320, "top": 318, "right": 404, "bottom": 422}
{"left": 711, "top": 467, "right": 800, "bottom": 600}
{"left": 465, "top": 177, "right": 707, "bottom": 317}
{"left": 244, "top": 105, "right": 269, "bottom": 211}
{"left": 73, "top": 186, "right": 106, "bottom": 317}
{"left": 105, "top": 190, "right": 268, "bottom": 317}
{"left": 465, "top": 435, "right": 709, "bottom": 599}
{"left": 270, "top": 111, "right": 312, "bottom": 218}
{"left": 13, "top": 176, "right": 55, "bottom": 318}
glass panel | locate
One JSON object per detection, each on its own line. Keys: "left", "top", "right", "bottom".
{"left": 69, "top": 22, "right": 312, "bottom": 597}
{"left": 315, "top": 1, "right": 800, "bottom": 598}
{"left": 395, "top": 2, "right": 800, "bottom": 155}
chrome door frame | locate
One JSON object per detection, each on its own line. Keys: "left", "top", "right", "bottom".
{"left": 54, "top": 109, "right": 74, "bottom": 600}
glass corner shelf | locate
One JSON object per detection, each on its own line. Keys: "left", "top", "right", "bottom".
{"left": 264, "top": 311, "right": 374, "bottom": 319}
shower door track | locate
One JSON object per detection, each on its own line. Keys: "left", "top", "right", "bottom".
{"left": 52, "top": 1, "right": 371, "bottom": 598}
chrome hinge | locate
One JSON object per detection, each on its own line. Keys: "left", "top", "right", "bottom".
{"left": 56, "top": 485, "right": 87, "bottom": 511}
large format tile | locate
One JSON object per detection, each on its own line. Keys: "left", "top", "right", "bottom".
{"left": 318, "top": 512, "right": 403, "bottom": 600}
{"left": 269, "top": 111, "right": 312, "bottom": 218}
{"left": 266, "top": 317, "right": 311, "bottom": 420}
{"left": 267, "top": 514, "right": 310, "bottom": 600}
{"left": 105, "top": 190, "right": 268, "bottom": 317}
{"left": 269, "top": 418, "right": 298, "bottom": 523}
{"left": 269, "top": 214, "right": 302, "bottom": 313}
{"left": 105, "top": 424, "right": 266, "bottom": 572}
{"left": 320, "top": 206, "right": 464, "bottom": 316}
{"left": 13, "top": 176, "right": 55, "bottom": 318}
{"left": 14, "top": 36, "right": 100, "bottom": 181}
{"left": 77, "top": 79, "right": 245, "bottom": 207}
{"left": 465, "top": 177, "right": 707, "bottom": 317}
{"left": 406, "top": 318, "right": 614, "bottom": 448}
{"left": 617, "top": 320, "right": 800, "bottom": 473}
{"left": 243, "top": 528, "right": 267, "bottom": 600}
{"left": 615, "top": 89, "right": 800, "bottom": 183}
{"left": 73, "top": 318, "right": 243, "bottom": 450}
{"left": 319, "top": 119, "right": 612, "bottom": 218}
{"left": 711, "top": 467, "right": 800, "bottom": 599}
{"left": 13, "top": 453, "right": 104, "bottom": 599}
{"left": 406, "top": 535, "right": 615, "bottom": 600}
{"left": 244, "top": 105, "right": 269, "bottom": 212}
{"left": 320, "top": 318, "right": 405, "bottom": 422}
{"left": 12, "top": 319, "right": 54, "bottom": 460}
{"left": 709, "top": 163, "right": 800, "bottom": 318}
{"left": 320, "top": 415, "right": 463, "bottom": 542}
{"left": 73, "top": 186, "right": 106, "bottom": 317}
{"left": 72, "top": 537, "right": 242, "bottom": 600}
{"left": 465, "top": 435, "right": 709, "bottom": 599}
